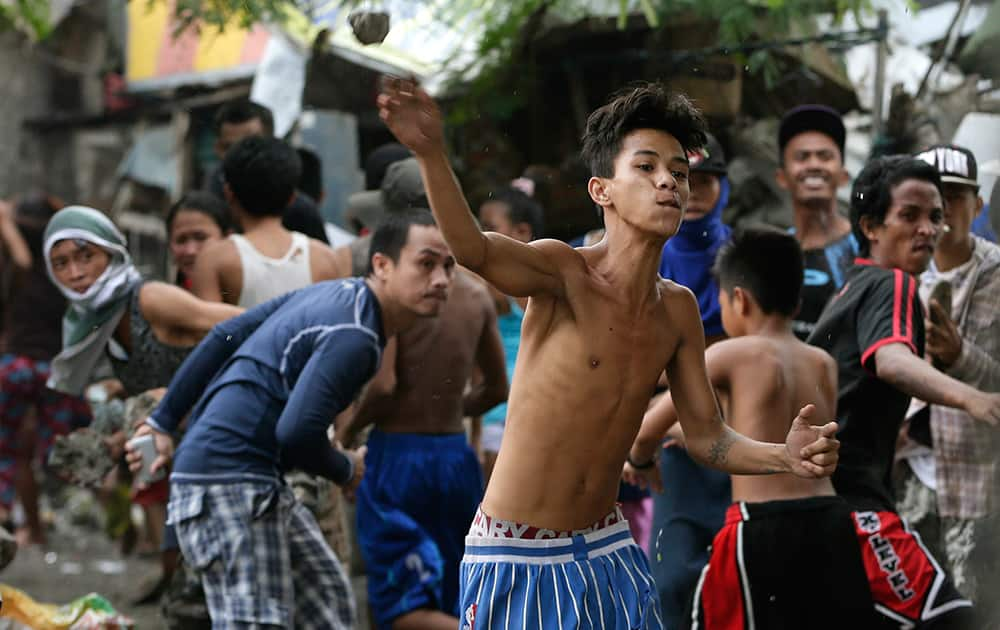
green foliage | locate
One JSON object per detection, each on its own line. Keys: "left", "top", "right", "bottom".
{"left": 0, "top": 0, "right": 52, "bottom": 39}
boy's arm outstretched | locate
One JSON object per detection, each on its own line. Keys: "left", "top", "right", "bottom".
{"left": 378, "top": 78, "right": 569, "bottom": 298}
{"left": 665, "top": 289, "right": 839, "bottom": 478}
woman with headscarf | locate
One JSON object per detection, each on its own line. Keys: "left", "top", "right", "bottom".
{"left": 44, "top": 206, "right": 241, "bottom": 554}
{"left": 44, "top": 205, "right": 241, "bottom": 397}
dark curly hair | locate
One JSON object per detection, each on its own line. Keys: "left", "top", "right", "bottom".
{"left": 850, "top": 155, "right": 943, "bottom": 256}
{"left": 581, "top": 83, "right": 708, "bottom": 178}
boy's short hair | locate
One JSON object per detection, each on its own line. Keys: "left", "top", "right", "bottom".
{"left": 850, "top": 155, "right": 943, "bottom": 256}
{"left": 714, "top": 225, "right": 804, "bottom": 317}
{"left": 484, "top": 186, "right": 545, "bottom": 239}
{"left": 581, "top": 83, "right": 709, "bottom": 178}
{"left": 222, "top": 136, "right": 302, "bottom": 217}
{"left": 214, "top": 99, "right": 274, "bottom": 136}
{"left": 366, "top": 210, "right": 437, "bottom": 276}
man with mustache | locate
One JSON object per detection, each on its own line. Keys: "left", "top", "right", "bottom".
{"left": 899, "top": 143, "right": 1000, "bottom": 627}
{"left": 336, "top": 162, "right": 508, "bottom": 630}
{"left": 808, "top": 155, "right": 1000, "bottom": 627}
{"left": 775, "top": 105, "right": 857, "bottom": 340}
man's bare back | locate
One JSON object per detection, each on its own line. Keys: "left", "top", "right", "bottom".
{"left": 344, "top": 270, "right": 506, "bottom": 438}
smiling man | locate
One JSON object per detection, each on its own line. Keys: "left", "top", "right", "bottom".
{"left": 776, "top": 105, "right": 858, "bottom": 339}
{"left": 378, "top": 79, "right": 840, "bottom": 629}
{"left": 808, "top": 155, "right": 1000, "bottom": 628}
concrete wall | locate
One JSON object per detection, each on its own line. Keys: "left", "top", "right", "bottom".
{"left": 0, "top": 31, "right": 51, "bottom": 197}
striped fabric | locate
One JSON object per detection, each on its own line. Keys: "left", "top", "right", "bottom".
{"left": 459, "top": 520, "right": 663, "bottom": 629}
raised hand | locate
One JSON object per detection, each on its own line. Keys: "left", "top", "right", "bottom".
{"left": 376, "top": 77, "right": 445, "bottom": 156}
{"left": 925, "top": 299, "right": 962, "bottom": 369}
{"left": 783, "top": 404, "right": 839, "bottom": 478}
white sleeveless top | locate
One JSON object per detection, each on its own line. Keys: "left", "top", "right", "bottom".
{"left": 231, "top": 232, "right": 313, "bottom": 308}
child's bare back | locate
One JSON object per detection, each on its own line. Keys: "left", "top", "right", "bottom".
{"left": 710, "top": 334, "right": 837, "bottom": 502}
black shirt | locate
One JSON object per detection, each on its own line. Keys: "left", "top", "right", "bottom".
{"left": 793, "top": 232, "right": 858, "bottom": 340}
{"left": 807, "top": 259, "right": 924, "bottom": 511}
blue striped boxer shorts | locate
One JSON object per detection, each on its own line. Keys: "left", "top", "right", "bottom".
{"left": 459, "top": 513, "right": 663, "bottom": 629}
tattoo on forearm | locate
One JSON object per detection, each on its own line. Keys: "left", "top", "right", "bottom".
{"left": 707, "top": 430, "right": 736, "bottom": 466}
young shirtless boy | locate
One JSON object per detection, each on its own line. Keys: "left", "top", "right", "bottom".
{"left": 626, "top": 226, "right": 877, "bottom": 628}
{"left": 378, "top": 80, "right": 839, "bottom": 628}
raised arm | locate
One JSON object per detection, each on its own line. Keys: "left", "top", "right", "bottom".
{"left": 0, "top": 201, "right": 32, "bottom": 270}
{"left": 875, "top": 342, "right": 1000, "bottom": 425}
{"left": 665, "top": 289, "right": 838, "bottom": 477}
{"left": 377, "top": 78, "right": 568, "bottom": 298}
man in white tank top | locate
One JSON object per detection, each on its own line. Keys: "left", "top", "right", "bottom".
{"left": 188, "top": 135, "right": 354, "bottom": 566}
{"left": 190, "top": 136, "right": 347, "bottom": 305}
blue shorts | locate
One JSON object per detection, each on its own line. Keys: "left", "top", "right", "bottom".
{"left": 357, "top": 430, "right": 482, "bottom": 628}
{"left": 460, "top": 509, "right": 663, "bottom": 629}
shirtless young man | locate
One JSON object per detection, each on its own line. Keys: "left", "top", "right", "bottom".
{"left": 191, "top": 136, "right": 346, "bottom": 306}
{"left": 378, "top": 80, "right": 839, "bottom": 628}
{"left": 336, "top": 269, "right": 507, "bottom": 630}
{"left": 627, "top": 227, "right": 877, "bottom": 628}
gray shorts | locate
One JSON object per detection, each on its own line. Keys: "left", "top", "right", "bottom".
{"left": 169, "top": 481, "right": 354, "bottom": 629}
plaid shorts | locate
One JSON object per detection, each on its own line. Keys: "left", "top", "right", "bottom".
{"left": 168, "top": 481, "right": 355, "bottom": 629}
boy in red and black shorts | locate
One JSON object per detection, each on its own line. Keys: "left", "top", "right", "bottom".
{"left": 627, "top": 226, "right": 875, "bottom": 629}
{"left": 808, "top": 155, "right": 1000, "bottom": 628}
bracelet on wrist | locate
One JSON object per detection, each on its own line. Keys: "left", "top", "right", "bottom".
{"left": 627, "top": 453, "right": 656, "bottom": 470}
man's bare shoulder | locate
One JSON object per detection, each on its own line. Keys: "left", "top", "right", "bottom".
{"left": 199, "top": 236, "right": 239, "bottom": 268}
{"left": 657, "top": 279, "right": 700, "bottom": 318}
{"left": 530, "top": 238, "right": 588, "bottom": 270}
{"left": 706, "top": 336, "right": 789, "bottom": 394}
{"left": 706, "top": 335, "right": 779, "bottom": 367}
{"left": 309, "top": 237, "right": 336, "bottom": 254}
{"left": 455, "top": 268, "right": 493, "bottom": 304}
{"left": 310, "top": 238, "right": 349, "bottom": 280}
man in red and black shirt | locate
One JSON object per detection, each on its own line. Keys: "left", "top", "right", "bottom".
{"left": 809, "top": 155, "right": 1000, "bottom": 628}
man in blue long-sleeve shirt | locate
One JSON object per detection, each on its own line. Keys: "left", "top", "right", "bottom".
{"left": 127, "top": 210, "right": 455, "bottom": 629}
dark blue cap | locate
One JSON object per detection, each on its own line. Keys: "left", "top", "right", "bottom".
{"left": 778, "top": 105, "right": 846, "bottom": 157}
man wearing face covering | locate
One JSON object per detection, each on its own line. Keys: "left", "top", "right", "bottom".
{"left": 647, "top": 133, "right": 733, "bottom": 628}
{"left": 658, "top": 133, "right": 731, "bottom": 345}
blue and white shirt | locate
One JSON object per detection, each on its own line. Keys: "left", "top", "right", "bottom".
{"left": 149, "top": 278, "right": 385, "bottom": 485}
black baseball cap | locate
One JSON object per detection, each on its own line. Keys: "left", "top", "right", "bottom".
{"left": 778, "top": 105, "right": 846, "bottom": 157}
{"left": 914, "top": 144, "right": 979, "bottom": 188}
{"left": 687, "top": 133, "right": 727, "bottom": 176}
